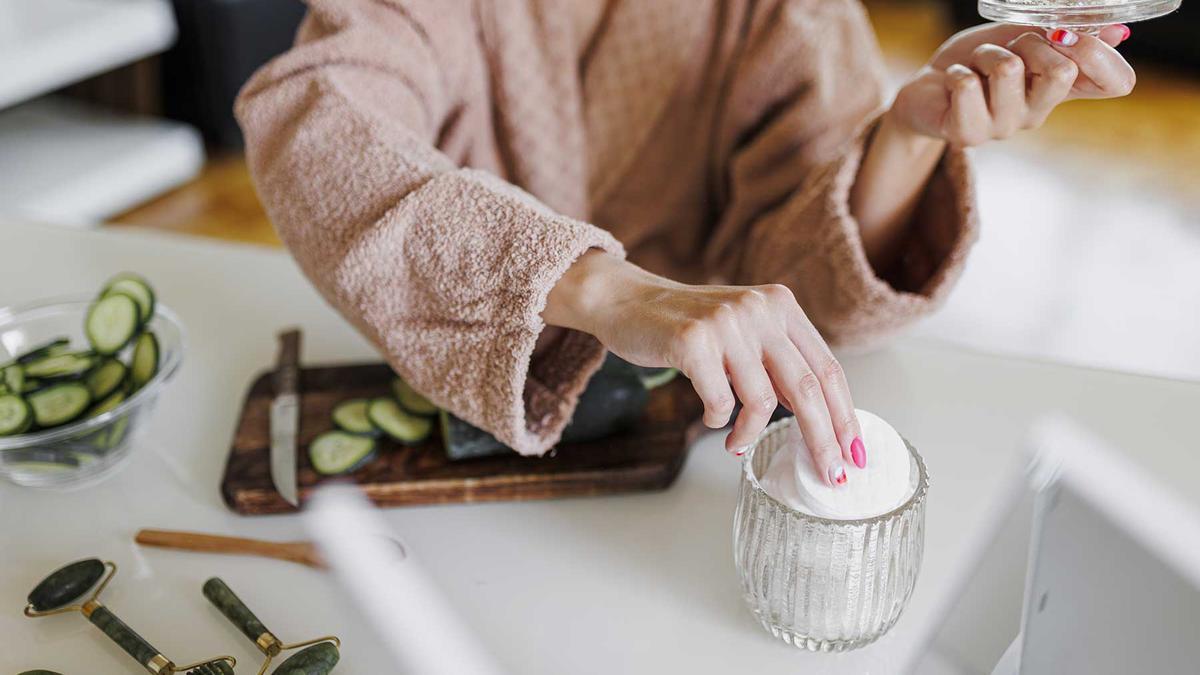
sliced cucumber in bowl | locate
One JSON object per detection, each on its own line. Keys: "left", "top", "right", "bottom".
{"left": 23, "top": 353, "right": 95, "bottom": 380}
{"left": 27, "top": 383, "right": 92, "bottom": 428}
{"left": 309, "top": 431, "right": 377, "bottom": 475}
{"left": 86, "top": 359, "right": 127, "bottom": 400}
{"left": 99, "top": 273, "right": 155, "bottom": 325}
{"left": 129, "top": 332, "right": 159, "bottom": 390}
{"left": 14, "top": 338, "right": 71, "bottom": 364}
{"left": 85, "top": 294, "right": 140, "bottom": 356}
{"left": 0, "top": 394, "right": 33, "bottom": 436}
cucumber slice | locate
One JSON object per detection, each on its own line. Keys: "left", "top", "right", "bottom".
{"left": 105, "top": 415, "right": 131, "bottom": 449}
{"left": 3, "top": 364, "right": 25, "bottom": 393}
{"left": 23, "top": 353, "right": 95, "bottom": 380}
{"left": 332, "top": 398, "right": 376, "bottom": 435}
{"left": 27, "top": 383, "right": 92, "bottom": 428}
{"left": 638, "top": 367, "right": 678, "bottom": 390}
{"left": 391, "top": 378, "right": 438, "bottom": 416}
{"left": 308, "top": 431, "right": 377, "bottom": 475}
{"left": 86, "top": 359, "right": 127, "bottom": 400}
{"left": 5, "top": 447, "right": 80, "bottom": 470}
{"left": 0, "top": 394, "right": 33, "bottom": 436}
{"left": 368, "top": 397, "right": 433, "bottom": 444}
{"left": 100, "top": 273, "right": 155, "bottom": 324}
{"left": 129, "top": 332, "right": 159, "bottom": 389}
{"left": 85, "top": 294, "right": 139, "bottom": 355}
{"left": 87, "top": 390, "right": 126, "bottom": 418}
{"left": 15, "top": 338, "right": 70, "bottom": 364}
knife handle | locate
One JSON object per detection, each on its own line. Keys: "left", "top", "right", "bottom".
{"left": 274, "top": 329, "right": 302, "bottom": 395}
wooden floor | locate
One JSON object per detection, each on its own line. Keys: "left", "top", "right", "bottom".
{"left": 112, "top": 0, "right": 1200, "bottom": 245}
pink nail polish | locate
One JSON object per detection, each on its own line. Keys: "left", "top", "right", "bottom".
{"left": 1117, "top": 24, "right": 1131, "bottom": 42}
{"left": 829, "top": 463, "right": 847, "bottom": 486}
{"left": 1049, "top": 28, "right": 1079, "bottom": 46}
{"left": 851, "top": 437, "right": 866, "bottom": 469}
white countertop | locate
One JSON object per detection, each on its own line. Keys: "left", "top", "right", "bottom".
{"left": 2, "top": 221, "right": 1198, "bottom": 674}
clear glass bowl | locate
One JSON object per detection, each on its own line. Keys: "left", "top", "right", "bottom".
{"left": 0, "top": 296, "right": 184, "bottom": 489}
{"left": 978, "top": 0, "right": 1182, "bottom": 31}
{"left": 733, "top": 418, "right": 929, "bottom": 652}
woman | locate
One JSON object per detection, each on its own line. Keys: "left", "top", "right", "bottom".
{"left": 236, "top": 0, "right": 1133, "bottom": 486}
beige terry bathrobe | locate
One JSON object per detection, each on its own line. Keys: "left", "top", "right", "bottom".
{"left": 236, "top": 0, "right": 977, "bottom": 456}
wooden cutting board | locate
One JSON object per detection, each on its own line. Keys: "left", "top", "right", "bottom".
{"left": 220, "top": 363, "right": 704, "bottom": 515}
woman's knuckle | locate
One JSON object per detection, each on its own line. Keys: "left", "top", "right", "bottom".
{"left": 796, "top": 372, "right": 823, "bottom": 401}
{"left": 761, "top": 283, "right": 795, "bottom": 304}
{"left": 1049, "top": 60, "right": 1078, "bottom": 83}
{"left": 752, "top": 390, "right": 777, "bottom": 413}
{"left": 820, "top": 358, "right": 845, "bottom": 384}
{"left": 995, "top": 54, "right": 1023, "bottom": 77}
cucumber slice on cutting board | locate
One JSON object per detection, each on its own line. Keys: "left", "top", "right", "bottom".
{"left": 0, "top": 394, "right": 33, "bottom": 436}
{"left": 391, "top": 378, "right": 438, "bottom": 416}
{"left": 85, "top": 294, "right": 139, "bottom": 355}
{"left": 332, "top": 399, "right": 376, "bottom": 435}
{"left": 100, "top": 272, "right": 155, "bottom": 324}
{"left": 27, "top": 383, "right": 92, "bottom": 427}
{"left": 368, "top": 397, "right": 432, "bottom": 444}
{"left": 86, "top": 359, "right": 127, "bottom": 399}
{"left": 129, "top": 332, "right": 159, "bottom": 389}
{"left": 309, "top": 431, "right": 377, "bottom": 475}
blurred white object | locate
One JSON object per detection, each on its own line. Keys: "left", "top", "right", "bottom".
{"left": 0, "top": 98, "right": 203, "bottom": 225}
{"left": 907, "top": 416, "right": 1200, "bottom": 674}
{"left": 305, "top": 485, "right": 505, "bottom": 675}
{"left": 0, "top": 0, "right": 175, "bottom": 109}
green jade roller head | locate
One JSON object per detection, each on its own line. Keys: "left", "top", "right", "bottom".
{"left": 24, "top": 558, "right": 237, "bottom": 675}
{"left": 203, "top": 577, "right": 340, "bottom": 675}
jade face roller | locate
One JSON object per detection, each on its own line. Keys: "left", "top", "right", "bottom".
{"left": 202, "top": 577, "right": 340, "bottom": 675}
{"left": 23, "top": 559, "right": 237, "bottom": 674}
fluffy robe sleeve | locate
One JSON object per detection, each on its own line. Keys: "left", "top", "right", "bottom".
{"left": 713, "top": 0, "right": 979, "bottom": 348}
{"left": 235, "top": 0, "right": 624, "bottom": 456}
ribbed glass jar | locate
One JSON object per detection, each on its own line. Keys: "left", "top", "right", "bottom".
{"left": 733, "top": 418, "right": 929, "bottom": 652}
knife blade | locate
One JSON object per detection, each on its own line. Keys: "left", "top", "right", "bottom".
{"left": 270, "top": 329, "right": 302, "bottom": 507}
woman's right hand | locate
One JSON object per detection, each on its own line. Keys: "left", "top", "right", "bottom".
{"left": 544, "top": 251, "right": 864, "bottom": 486}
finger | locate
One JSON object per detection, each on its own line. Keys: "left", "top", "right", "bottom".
{"left": 785, "top": 318, "right": 861, "bottom": 468}
{"left": 1007, "top": 32, "right": 1077, "bottom": 125}
{"left": 680, "top": 358, "right": 736, "bottom": 430}
{"left": 968, "top": 44, "right": 1026, "bottom": 139}
{"left": 1044, "top": 28, "right": 1135, "bottom": 99}
{"left": 724, "top": 346, "right": 777, "bottom": 455}
{"left": 944, "top": 64, "right": 991, "bottom": 147}
{"left": 762, "top": 343, "right": 847, "bottom": 486}
{"left": 1097, "top": 23, "right": 1131, "bottom": 48}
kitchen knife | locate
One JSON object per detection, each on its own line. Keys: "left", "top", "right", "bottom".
{"left": 270, "top": 329, "right": 302, "bottom": 506}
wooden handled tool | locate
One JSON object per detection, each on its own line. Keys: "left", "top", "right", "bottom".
{"left": 135, "top": 529, "right": 326, "bottom": 569}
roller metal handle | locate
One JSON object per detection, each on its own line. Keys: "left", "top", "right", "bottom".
{"left": 202, "top": 577, "right": 272, "bottom": 648}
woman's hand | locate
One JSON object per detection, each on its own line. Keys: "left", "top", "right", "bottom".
{"left": 544, "top": 251, "right": 862, "bottom": 486}
{"left": 890, "top": 23, "right": 1135, "bottom": 146}
{"left": 852, "top": 23, "right": 1135, "bottom": 273}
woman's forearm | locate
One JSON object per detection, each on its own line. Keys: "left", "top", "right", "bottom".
{"left": 849, "top": 111, "right": 946, "bottom": 275}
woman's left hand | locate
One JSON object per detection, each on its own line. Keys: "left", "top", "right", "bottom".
{"left": 888, "top": 23, "right": 1136, "bottom": 146}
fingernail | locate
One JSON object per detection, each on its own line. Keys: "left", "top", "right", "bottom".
{"left": 1117, "top": 24, "right": 1131, "bottom": 42}
{"left": 1049, "top": 28, "right": 1079, "bottom": 46}
{"left": 851, "top": 437, "right": 866, "bottom": 469}
{"left": 733, "top": 445, "right": 750, "bottom": 457}
{"left": 828, "top": 463, "right": 847, "bottom": 486}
